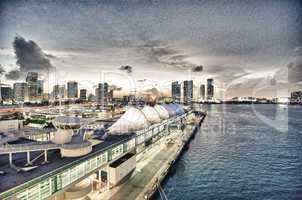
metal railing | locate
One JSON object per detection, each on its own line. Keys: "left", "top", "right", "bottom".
{"left": 0, "top": 140, "right": 92, "bottom": 153}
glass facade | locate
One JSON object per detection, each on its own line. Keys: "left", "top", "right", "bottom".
{"left": 14, "top": 151, "right": 109, "bottom": 200}
{"left": 2, "top": 113, "right": 187, "bottom": 200}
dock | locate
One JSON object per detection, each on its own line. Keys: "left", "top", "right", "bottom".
{"left": 91, "top": 113, "right": 207, "bottom": 200}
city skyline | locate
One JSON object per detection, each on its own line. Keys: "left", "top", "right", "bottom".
{"left": 0, "top": 2, "right": 302, "bottom": 200}
{"left": 0, "top": 0, "right": 301, "bottom": 99}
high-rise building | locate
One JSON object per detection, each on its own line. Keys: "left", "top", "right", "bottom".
{"left": 67, "top": 81, "right": 78, "bottom": 99}
{"left": 108, "top": 89, "right": 114, "bottom": 102}
{"left": 171, "top": 81, "right": 181, "bottom": 102}
{"left": 183, "top": 80, "right": 193, "bottom": 104}
{"left": 37, "top": 80, "right": 44, "bottom": 97}
{"left": 0, "top": 85, "right": 12, "bottom": 103}
{"left": 26, "top": 72, "right": 38, "bottom": 101}
{"left": 207, "top": 78, "right": 214, "bottom": 100}
{"left": 80, "top": 89, "right": 87, "bottom": 101}
{"left": 290, "top": 91, "right": 302, "bottom": 104}
{"left": 96, "top": 83, "right": 108, "bottom": 106}
{"left": 13, "top": 82, "right": 28, "bottom": 102}
{"left": 200, "top": 84, "right": 205, "bottom": 100}
{"left": 53, "top": 85, "right": 66, "bottom": 99}
{"left": 26, "top": 72, "right": 38, "bottom": 83}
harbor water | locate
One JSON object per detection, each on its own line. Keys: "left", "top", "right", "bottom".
{"left": 155, "top": 104, "right": 302, "bottom": 200}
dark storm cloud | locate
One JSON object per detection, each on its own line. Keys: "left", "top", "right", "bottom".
{"left": 1, "top": 0, "right": 301, "bottom": 98}
{"left": 5, "top": 36, "right": 56, "bottom": 80}
{"left": 5, "top": 69, "right": 22, "bottom": 80}
{"left": 119, "top": 65, "right": 132, "bottom": 73}
{"left": 139, "top": 40, "right": 202, "bottom": 71}
{"left": 288, "top": 57, "right": 302, "bottom": 83}
{"left": 206, "top": 65, "right": 249, "bottom": 82}
{"left": 0, "top": 64, "right": 5, "bottom": 75}
{"left": 13, "top": 36, "right": 55, "bottom": 73}
{"left": 192, "top": 65, "right": 203, "bottom": 72}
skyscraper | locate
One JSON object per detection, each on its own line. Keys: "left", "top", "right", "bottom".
{"left": 0, "top": 85, "right": 12, "bottom": 103}
{"left": 26, "top": 72, "right": 38, "bottom": 101}
{"left": 171, "top": 81, "right": 181, "bottom": 102}
{"left": 108, "top": 89, "right": 114, "bottom": 102}
{"left": 200, "top": 84, "right": 205, "bottom": 100}
{"left": 37, "top": 80, "right": 44, "bottom": 97}
{"left": 67, "top": 81, "right": 78, "bottom": 99}
{"left": 183, "top": 80, "right": 193, "bottom": 104}
{"left": 290, "top": 91, "right": 302, "bottom": 104}
{"left": 96, "top": 82, "right": 108, "bottom": 106}
{"left": 80, "top": 89, "right": 87, "bottom": 101}
{"left": 13, "top": 82, "right": 28, "bottom": 102}
{"left": 53, "top": 85, "right": 66, "bottom": 99}
{"left": 207, "top": 78, "right": 214, "bottom": 100}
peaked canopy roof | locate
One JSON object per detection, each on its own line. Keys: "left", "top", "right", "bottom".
{"left": 154, "top": 105, "right": 169, "bottom": 119}
{"left": 108, "top": 104, "right": 185, "bottom": 134}
{"left": 108, "top": 107, "right": 149, "bottom": 134}
{"left": 162, "top": 104, "right": 176, "bottom": 117}
{"left": 141, "top": 106, "right": 162, "bottom": 124}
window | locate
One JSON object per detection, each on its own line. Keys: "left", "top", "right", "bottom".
{"left": 97, "top": 152, "right": 107, "bottom": 167}
{"left": 61, "top": 170, "right": 70, "bottom": 188}
{"left": 77, "top": 163, "right": 85, "bottom": 178}
{"left": 70, "top": 167, "right": 78, "bottom": 183}
{"left": 109, "top": 144, "right": 123, "bottom": 160}
{"left": 85, "top": 159, "right": 91, "bottom": 172}
{"left": 27, "top": 185, "right": 40, "bottom": 200}
{"left": 40, "top": 179, "right": 51, "bottom": 199}
{"left": 16, "top": 190, "right": 27, "bottom": 200}
{"left": 91, "top": 157, "right": 97, "bottom": 170}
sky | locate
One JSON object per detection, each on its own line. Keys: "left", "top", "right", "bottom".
{"left": 0, "top": 0, "right": 301, "bottom": 99}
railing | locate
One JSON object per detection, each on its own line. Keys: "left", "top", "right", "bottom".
{"left": 0, "top": 142, "right": 61, "bottom": 153}
{"left": 0, "top": 140, "right": 93, "bottom": 153}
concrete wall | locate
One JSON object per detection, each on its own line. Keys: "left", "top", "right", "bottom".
{"left": 0, "top": 119, "right": 19, "bottom": 132}
{"left": 109, "top": 154, "right": 136, "bottom": 186}
{"left": 60, "top": 145, "right": 92, "bottom": 157}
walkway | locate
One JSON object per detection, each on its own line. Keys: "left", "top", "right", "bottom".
{"left": 89, "top": 127, "right": 193, "bottom": 200}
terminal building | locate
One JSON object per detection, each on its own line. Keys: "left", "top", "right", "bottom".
{"left": 0, "top": 103, "right": 190, "bottom": 200}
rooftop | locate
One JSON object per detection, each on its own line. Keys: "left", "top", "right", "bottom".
{"left": 0, "top": 133, "right": 134, "bottom": 194}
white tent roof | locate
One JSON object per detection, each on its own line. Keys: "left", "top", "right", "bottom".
{"left": 109, "top": 107, "right": 149, "bottom": 134}
{"left": 141, "top": 106, "right": 162, "bottom": 124}
{"left": 154, "top": 105, "right": 169, "bottom": 119}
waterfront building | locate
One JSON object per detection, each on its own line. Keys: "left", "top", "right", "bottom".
{"left": 80, "top": 89, "right": 87, "bottom": 101}
{"left": 200, "top": 84, "right": 205, "bottom": 100}
{"left": 0, "top": 103, "right": 189, "bottom": 200}
{"left": 171, "top": 81, "right": 181, "bottom": 102}
{"left": 67, "top": 81, "right": 78, "bottom": 99}
{"left": 183, "top": 80, "right": 193, "bottom": 104}
{"left": 13, "top": 82, "right": 28, "bottom": 103}
{"left": 207, "top": 78, "right": 214, "bottom": 100}
{"left": 26, "top": 72, "right": 38, "bottom": 101}
{"left": 290, "top": 91, "right": 302, "bottom": 104}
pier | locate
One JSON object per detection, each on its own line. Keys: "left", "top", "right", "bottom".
{"left": 91, "top": 112, "right": 207, "bottom": 200}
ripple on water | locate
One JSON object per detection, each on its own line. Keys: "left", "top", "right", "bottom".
{"left": 154, "top": 105, "right": 302, "bottom": 200}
